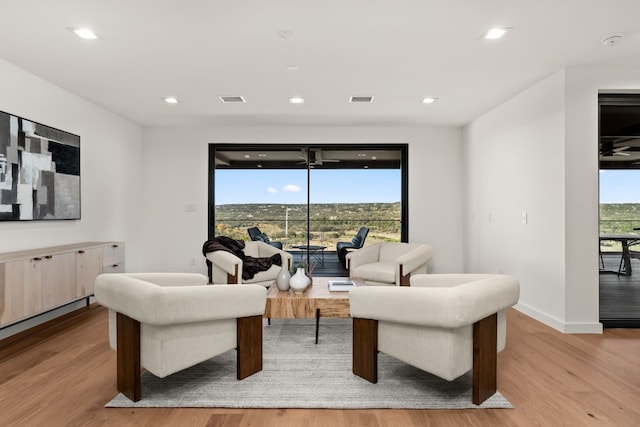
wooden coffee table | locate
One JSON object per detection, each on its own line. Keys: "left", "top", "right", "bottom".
{"left": 264, "top": 277, "right": 361, "bottom": 343}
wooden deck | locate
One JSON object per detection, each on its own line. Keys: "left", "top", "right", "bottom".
{"left": 290, "top": 250, "right": 348, "bottom": 277}
{"left": 600, "top": 253, "right": 640, "bottom": 327}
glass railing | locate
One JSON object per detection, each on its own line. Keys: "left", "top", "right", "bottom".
{"left": 213, "top": 218, "right": 401, "bottom": 250}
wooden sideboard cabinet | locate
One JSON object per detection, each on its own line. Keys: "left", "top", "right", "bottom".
{"left": 0, "top": 242, "right": 125, "bottom": 328}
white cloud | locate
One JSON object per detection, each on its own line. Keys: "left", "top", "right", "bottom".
{"left": 267, "top": 187, "right": 278, "bottom": 193}
{"left": 282, "top": 184, "right": 301, "bottom": 193}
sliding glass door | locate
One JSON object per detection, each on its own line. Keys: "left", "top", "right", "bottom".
{"left": 209, "top": 144, "right": 407, "bottom": 269}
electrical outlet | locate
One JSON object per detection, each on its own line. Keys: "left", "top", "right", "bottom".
{"left": 190, "top": 257, "right": 196, "bottom": 266}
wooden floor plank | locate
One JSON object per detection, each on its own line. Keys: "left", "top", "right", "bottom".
{"left": 0, "top": 305, "right": 639, "bottom": 426}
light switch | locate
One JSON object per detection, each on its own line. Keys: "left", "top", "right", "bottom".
{"left": 521, "top": 212, "right": 528, "bottom": 224}
{"left": 185, "top": 204, "right": 196, "bottom": 212}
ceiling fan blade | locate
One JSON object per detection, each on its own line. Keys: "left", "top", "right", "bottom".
{"left": 314, "top": 149, "right": 340, "bottom": 164}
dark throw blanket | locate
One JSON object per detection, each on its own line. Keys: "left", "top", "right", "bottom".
{"left": 202, "top": 236, "right": 282, "bottom": 280}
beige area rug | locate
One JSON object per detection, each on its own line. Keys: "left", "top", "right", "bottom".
{"left": 106, "top": 319, "right": 513, "bottom": 409}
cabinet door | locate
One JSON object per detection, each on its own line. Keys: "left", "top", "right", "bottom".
{"left": 75, "top": 248, "right": 103, "bottom": 297}
{"left": 0, "top": 258, "right": 42, "bottom": 326}
{"left": 41, "top": 253, "right": 76, "bottom": 309}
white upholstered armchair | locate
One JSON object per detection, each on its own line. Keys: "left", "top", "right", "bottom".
{"left": 346, "top": 242, "right": 432, "bottom": 286}
{"left": 94, "top": 273, "right": 267, "bottom": 402}
{"left": 207, "top": 241, "right": 293, "bottom": 287}
{"left": 349, "top": 274, "right": 520, "bottom": 404}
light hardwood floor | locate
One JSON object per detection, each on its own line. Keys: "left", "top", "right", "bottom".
{"left": 0, "top": 305, "right": 639, "bottom": 426}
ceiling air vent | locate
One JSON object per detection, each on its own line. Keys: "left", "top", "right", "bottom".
{"left": 350, "top": 96, "right": 374, "bottom": 103}
{"left": 219, "top": 96, "right": 246, "bottom": 103}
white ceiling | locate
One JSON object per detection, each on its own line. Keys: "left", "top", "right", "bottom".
{"left": 1, "top": 0, "right": 639, "bottom": 128}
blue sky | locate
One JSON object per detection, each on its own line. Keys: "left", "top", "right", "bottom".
{"left": 600, "top": 170, "right": 640, "bottom": 203}
{"left": 215, "top": 169, "right": 401, "bottom": 204}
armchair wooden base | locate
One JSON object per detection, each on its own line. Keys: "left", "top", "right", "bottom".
{"left": 236, "top": 315, "right": 263, "bottom": 379}
{"left": 115, "top": 312, "right": 263, "bottom": 402}
{"left": 352, "top": 313, "right": 499, "bottom": 405}
{"left": 116, "top": 312, "right": 141, "bottom": 402}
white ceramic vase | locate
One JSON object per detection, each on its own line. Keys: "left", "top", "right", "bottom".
{"left": 289, "top": 267, "right": 308, "bottom": 294}
{"left": 275, "top": 265, "right": 290, "bottom": 291}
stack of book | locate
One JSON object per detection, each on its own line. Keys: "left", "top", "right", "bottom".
{"left": 328, "top": 279, "right": 356, "bottom": 291}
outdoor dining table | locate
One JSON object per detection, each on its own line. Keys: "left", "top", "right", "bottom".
{"left": 599, "top": 233, "right": 640, "bottom": 276}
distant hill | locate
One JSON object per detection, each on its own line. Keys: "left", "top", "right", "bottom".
{"left": 600, "top": 203, "right": 640, "bottom": 234}
{"left": 214, "top": 202, "right": 401, "bottom": 247}
{"left": 600, "top": 203, "right": 640, "bottom": 251}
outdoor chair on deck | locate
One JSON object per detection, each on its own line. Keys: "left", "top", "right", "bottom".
{"left": 336, "top": 227, "right": 369, "bottom": 268}
{"left": 247, "top": 226, "right": 283, "bottom": 249}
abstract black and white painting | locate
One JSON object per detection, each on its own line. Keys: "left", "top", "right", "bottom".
{"left": 0, "top": 111, "right": 80, "bottom": 221}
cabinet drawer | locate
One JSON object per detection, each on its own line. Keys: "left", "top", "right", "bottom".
{"left": 103, "top": 243, "right": 125, "bottom": 267}
{"left": 102, "top": 263, "right": 124, "bottom": 274}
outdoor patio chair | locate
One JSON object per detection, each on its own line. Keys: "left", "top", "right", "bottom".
{"left": 247, "top": 226, "right": 283, "bottom": 249}
{"left": 336, "top": 227, "right": 369, "bottom": 268}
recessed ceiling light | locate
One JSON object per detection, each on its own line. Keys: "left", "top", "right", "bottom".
{"left": 163, "top": 97, "right": 179, "bottom": 104}
{"left": 289, "top": 97, "right": 305, "bottom": 104}
{"left": 219, "top": 96, "right": 245, "bottom": 103}
{"left": 71, "top": 28, "right": 98, "bottom": 40}
{"left": 357, "top": 153, "right": 367, "bottom": 157}
{"left": 422, "top": 97, "right": 438, "bottom": 104}
{"left": 484, "top": 27, "right": 509, "bottom": 40}
{"left": 243, "top": 154, "right": 251, "bottom": 159}
{"left": 286, "top": 65, "right": 300, "bottom": 71}
{"left": 602, "top": 34, "right": 623, "bottom": 47}
{"left": 258, "top": 154, "right": 267, "bottom": 157}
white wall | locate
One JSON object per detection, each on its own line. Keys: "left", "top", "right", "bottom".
{"left": 137, "top": 126, "right": 464, "bottom": 275}
{"left": 464, "top": 65, "right": 640, "bottom": 333}
{"left": 0, "top": 59, "right": 143, "bottom": 337}
{"left": 463, "top": 70, "right": 569, "bottom": 329}
{"left": 0, "top": 59, "right": 144, "bottom": 268}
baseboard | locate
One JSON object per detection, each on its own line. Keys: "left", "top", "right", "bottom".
{"left": 513, "top": 303, "right": 603, "bottom": 334}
